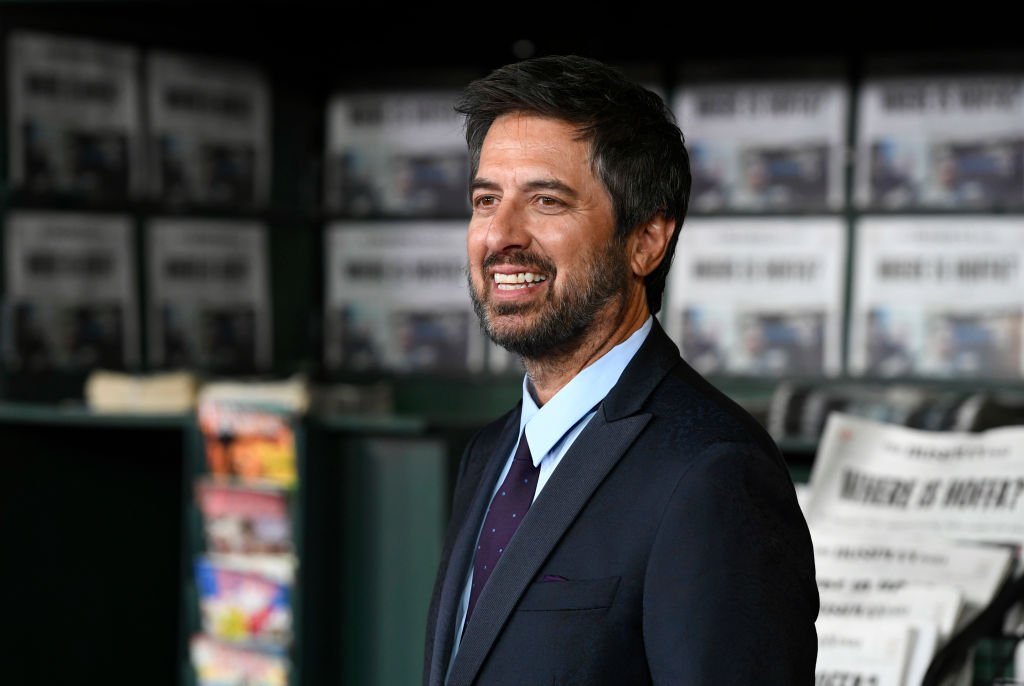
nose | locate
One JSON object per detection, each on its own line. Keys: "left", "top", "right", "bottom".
{"left": 484, "top": 200, "right": 532, "bottom": 255}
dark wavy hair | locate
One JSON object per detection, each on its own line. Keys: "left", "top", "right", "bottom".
{"left": 455, "top": 54, "right": 691, "bottom": 315}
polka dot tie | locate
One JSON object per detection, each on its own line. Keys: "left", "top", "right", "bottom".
{"left": 464, "top": 434, "right": 538, "bottom": 625}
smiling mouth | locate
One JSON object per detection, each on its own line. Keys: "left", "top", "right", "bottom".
{"left": 493, "top": 272, "right": 548, "bottom": 291}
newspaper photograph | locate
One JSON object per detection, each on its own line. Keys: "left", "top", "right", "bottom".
{"left": 324, "top": 92, "right": 469, "bottom": 217}
{"left": 804, "top": 412, "right": 1024, "bottom": 547}
{"left": 663, "top": 218, "right": 846, "bottom": 376}
{"left": 146, "top": 219, "right": 271, "bottom": 372}
{"left": 146, "top": 51, "right": 271, "bottom": 208}
{"left": 3, "top": 211, "right": 138, "bottom": 371}
{"left": 7, "top": 30, "right": 141, "bottom": 199}
{"left": 855, "top": 76, "right": 1024, "bottom": 209}
{"left": 848, "top": 217, "right": 1024, "bottom": 379}
{"left": 671, "top": 81, "right": 848, "bottom": 211}
{"left": 324, "top": 222, "right": 484, "bottom": 373}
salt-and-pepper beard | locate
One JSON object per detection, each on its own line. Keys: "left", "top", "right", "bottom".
{"left": 468, "top": 239, "right": 630, "bottom": 361}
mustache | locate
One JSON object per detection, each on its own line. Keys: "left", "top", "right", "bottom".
{"left": 482, "top": 251, "right": 557, "bottom": 275}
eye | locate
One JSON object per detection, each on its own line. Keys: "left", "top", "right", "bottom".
{"left": 473, "top": 194, "right": 498, "bottom": 209}
{"left": 535, "top": 195, "right": 564, "bottom": 209}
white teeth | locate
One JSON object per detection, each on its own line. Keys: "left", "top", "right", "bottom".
{"left": 493, "top": 272, "right": 547, "bottom": 285}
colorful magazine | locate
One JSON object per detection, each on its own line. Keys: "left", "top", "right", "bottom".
{"left": 198, "top": 401, "right": 297, "bottom": 488}
{"left": 190, "top": 634, "right": 288, "bottom": 686}
{"left": 194, "top": 555, "right": 292, "bottom": 647}
{"left": 195, "top": 479, "right": 292, "bottom": 555}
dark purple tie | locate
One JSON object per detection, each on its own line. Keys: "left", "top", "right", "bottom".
{"left": 464, "top": 434, "right": 538, "bottom": 625}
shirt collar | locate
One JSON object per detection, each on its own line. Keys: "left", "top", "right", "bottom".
{"left": 518, "top": 316, "right": 653, "bottom": 467}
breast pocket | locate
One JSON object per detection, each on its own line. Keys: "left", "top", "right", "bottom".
{"left": 516, "top": 575, "right": 621, "bottom": 612}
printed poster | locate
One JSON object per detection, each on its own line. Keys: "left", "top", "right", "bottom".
{"left": 855, "top": 75, "right": 1024, "bottom": 209}
{"left": 146, "top": 219, "right": 271, "bottom": 372}
{"left": 664, "top": 217, "right": 847, "bottom": 376}
{"left": 147, "top": 51, "right": 271, "bottom": 207}
{"left": 672, "top": 80, "right": 848, "bottom": 211}
{"left": 3, "top": 211, "right": 138, "bottom": 371}
{"left": 324, "top": 91, "right": 469, "bottom": 217}
{"left": 7, "top": 30, "right": 141, "bottom": 199}
{"left": 849, "top": 217, "right": 1024, "bottom": 379}
{"left": 324, "top": 222, "right": 484, "bottom": 373}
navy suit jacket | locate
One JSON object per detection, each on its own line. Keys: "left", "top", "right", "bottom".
{"left": 424, "top": 320, "right": 818, "bottom": 685}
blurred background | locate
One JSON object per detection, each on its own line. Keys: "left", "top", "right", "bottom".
{"left": 1, "top": 3, "right": 1023, "bottom": 685}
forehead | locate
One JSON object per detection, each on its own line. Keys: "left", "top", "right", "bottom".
{"left": 478, "top": 112, "right": 593, "bottom": 173}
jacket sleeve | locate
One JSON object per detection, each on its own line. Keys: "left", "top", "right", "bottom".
{"left": 643, "top": 440, "right": 819, "bottom": 685}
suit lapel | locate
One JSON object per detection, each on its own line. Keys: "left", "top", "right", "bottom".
{"left": 427, "top": 409, "right": 520, "bottom": 686}
{"left": 447, "top": 410, "right": 652, "bottom": 686}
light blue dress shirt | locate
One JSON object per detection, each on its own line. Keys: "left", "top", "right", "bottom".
{"left": 447, "top": 316, "right": 653, "bottom": 675}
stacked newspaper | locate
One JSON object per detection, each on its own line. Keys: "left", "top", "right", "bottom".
{"left": 801, "top": 412, "right": 1024, "bottom": 685}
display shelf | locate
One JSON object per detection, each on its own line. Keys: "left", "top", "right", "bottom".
{"left": 0, "top": 401, "right": 191, "bottom": 428}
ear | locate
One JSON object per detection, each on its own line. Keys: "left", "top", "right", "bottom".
{"left": 628, "top": 214, "right": 675, "bottom": 278}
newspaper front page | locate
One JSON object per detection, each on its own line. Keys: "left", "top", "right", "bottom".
{"left": 672, "top": 81, "right": 848, "bottom": 211}
{"left": 324, "top": 222, "right": 484, "bottom": 373}
{"left": 805, "top": 413, "right": 1024, "bottom": 547}
{"left": 848, "top": 217, "right": 1024, "bottom": 379}
{"left": 146, "top": 219, "right": 271, "bottom": 371}
{"left": 855, "top": 75, "right": 1024, "bottom": 209}
{"left": 147, "top": 51, "right": 271, "bottom": 208}
{"left": 7, "top": 31, "right": 141, "bottom": 198}
{"left": 663, "top": 217, "right": 846, "bottom": 376}
{"left": 3, "top": 211, "right": 139, "bottom": 371}
{"left": 324, "top": 92, "right": 468, "bottom": 217}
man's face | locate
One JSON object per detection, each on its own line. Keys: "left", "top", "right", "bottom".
{"left": 466, "top": 112, "right": 629, "bottom": 359}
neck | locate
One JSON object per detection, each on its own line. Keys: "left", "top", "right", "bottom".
{"left": 523, "top": 293, "right": 650, "bottom": 406}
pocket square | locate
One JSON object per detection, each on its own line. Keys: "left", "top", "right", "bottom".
{"left": 541, "top": 574, "right": 568, "bottom": 582}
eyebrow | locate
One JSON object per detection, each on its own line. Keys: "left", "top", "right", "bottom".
{"left": 471, "top": 177, "right": 579, "bottom": 198}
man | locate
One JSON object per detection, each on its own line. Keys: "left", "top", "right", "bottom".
{"left": 424, "top": 55, "right": 818, "bottom": 686}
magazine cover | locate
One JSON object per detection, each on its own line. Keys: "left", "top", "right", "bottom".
{"left": 194, "top": 555, "right": 292, "bottom": 648}
{"left": 662, "top": 217, "right": 846, "bottom": 376}
{"left": 323, "top": 222, "right": 485, "bottom": 373}
{"left": 195, "top": 479, "right": 292, "bottom": 555}
{"left": 324, "top": 91, "right": 469, "bottom": 216}
{"left": 2, "top": 211, "right": 139, "bottom": 371}
{"left": 190, "top": 634, "right": 288, "bottom": 686}
{"left": 672, "top": 80, "right": 848, "bottom": 211}
{"left": 855, "top": 76, "right": 1024, "bottom": 209}
{"left": 146, "top": 219, "right": 271, "bottom": 372}
{"left": 848, "top": 217, "right": 1024, "bottom": 379}
{"left": 7, "top": 30, "right": 141, "bottom": 199}
{"left": 198, "top": 400, "right": 297, "bottom": 488}
{"left": 147, "top": 51, "right": 270, "bottom": 208}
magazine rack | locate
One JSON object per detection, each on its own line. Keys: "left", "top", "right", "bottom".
{"left": 180, "top": 408, "right": 448, "bottom": 686}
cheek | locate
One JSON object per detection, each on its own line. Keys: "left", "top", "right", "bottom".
{"left": 466, "top": 222, "right": 486, "bottom": 261}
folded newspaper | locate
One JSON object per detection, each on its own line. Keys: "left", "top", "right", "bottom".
{"left": 85, "top": 369, "right": 198, "bottom": 413}
{"left": 803, "top": 412, "right": 1024, "bottom": 686}
{"left": 803, "top": 412, "right": 1024, "bottom": 547}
